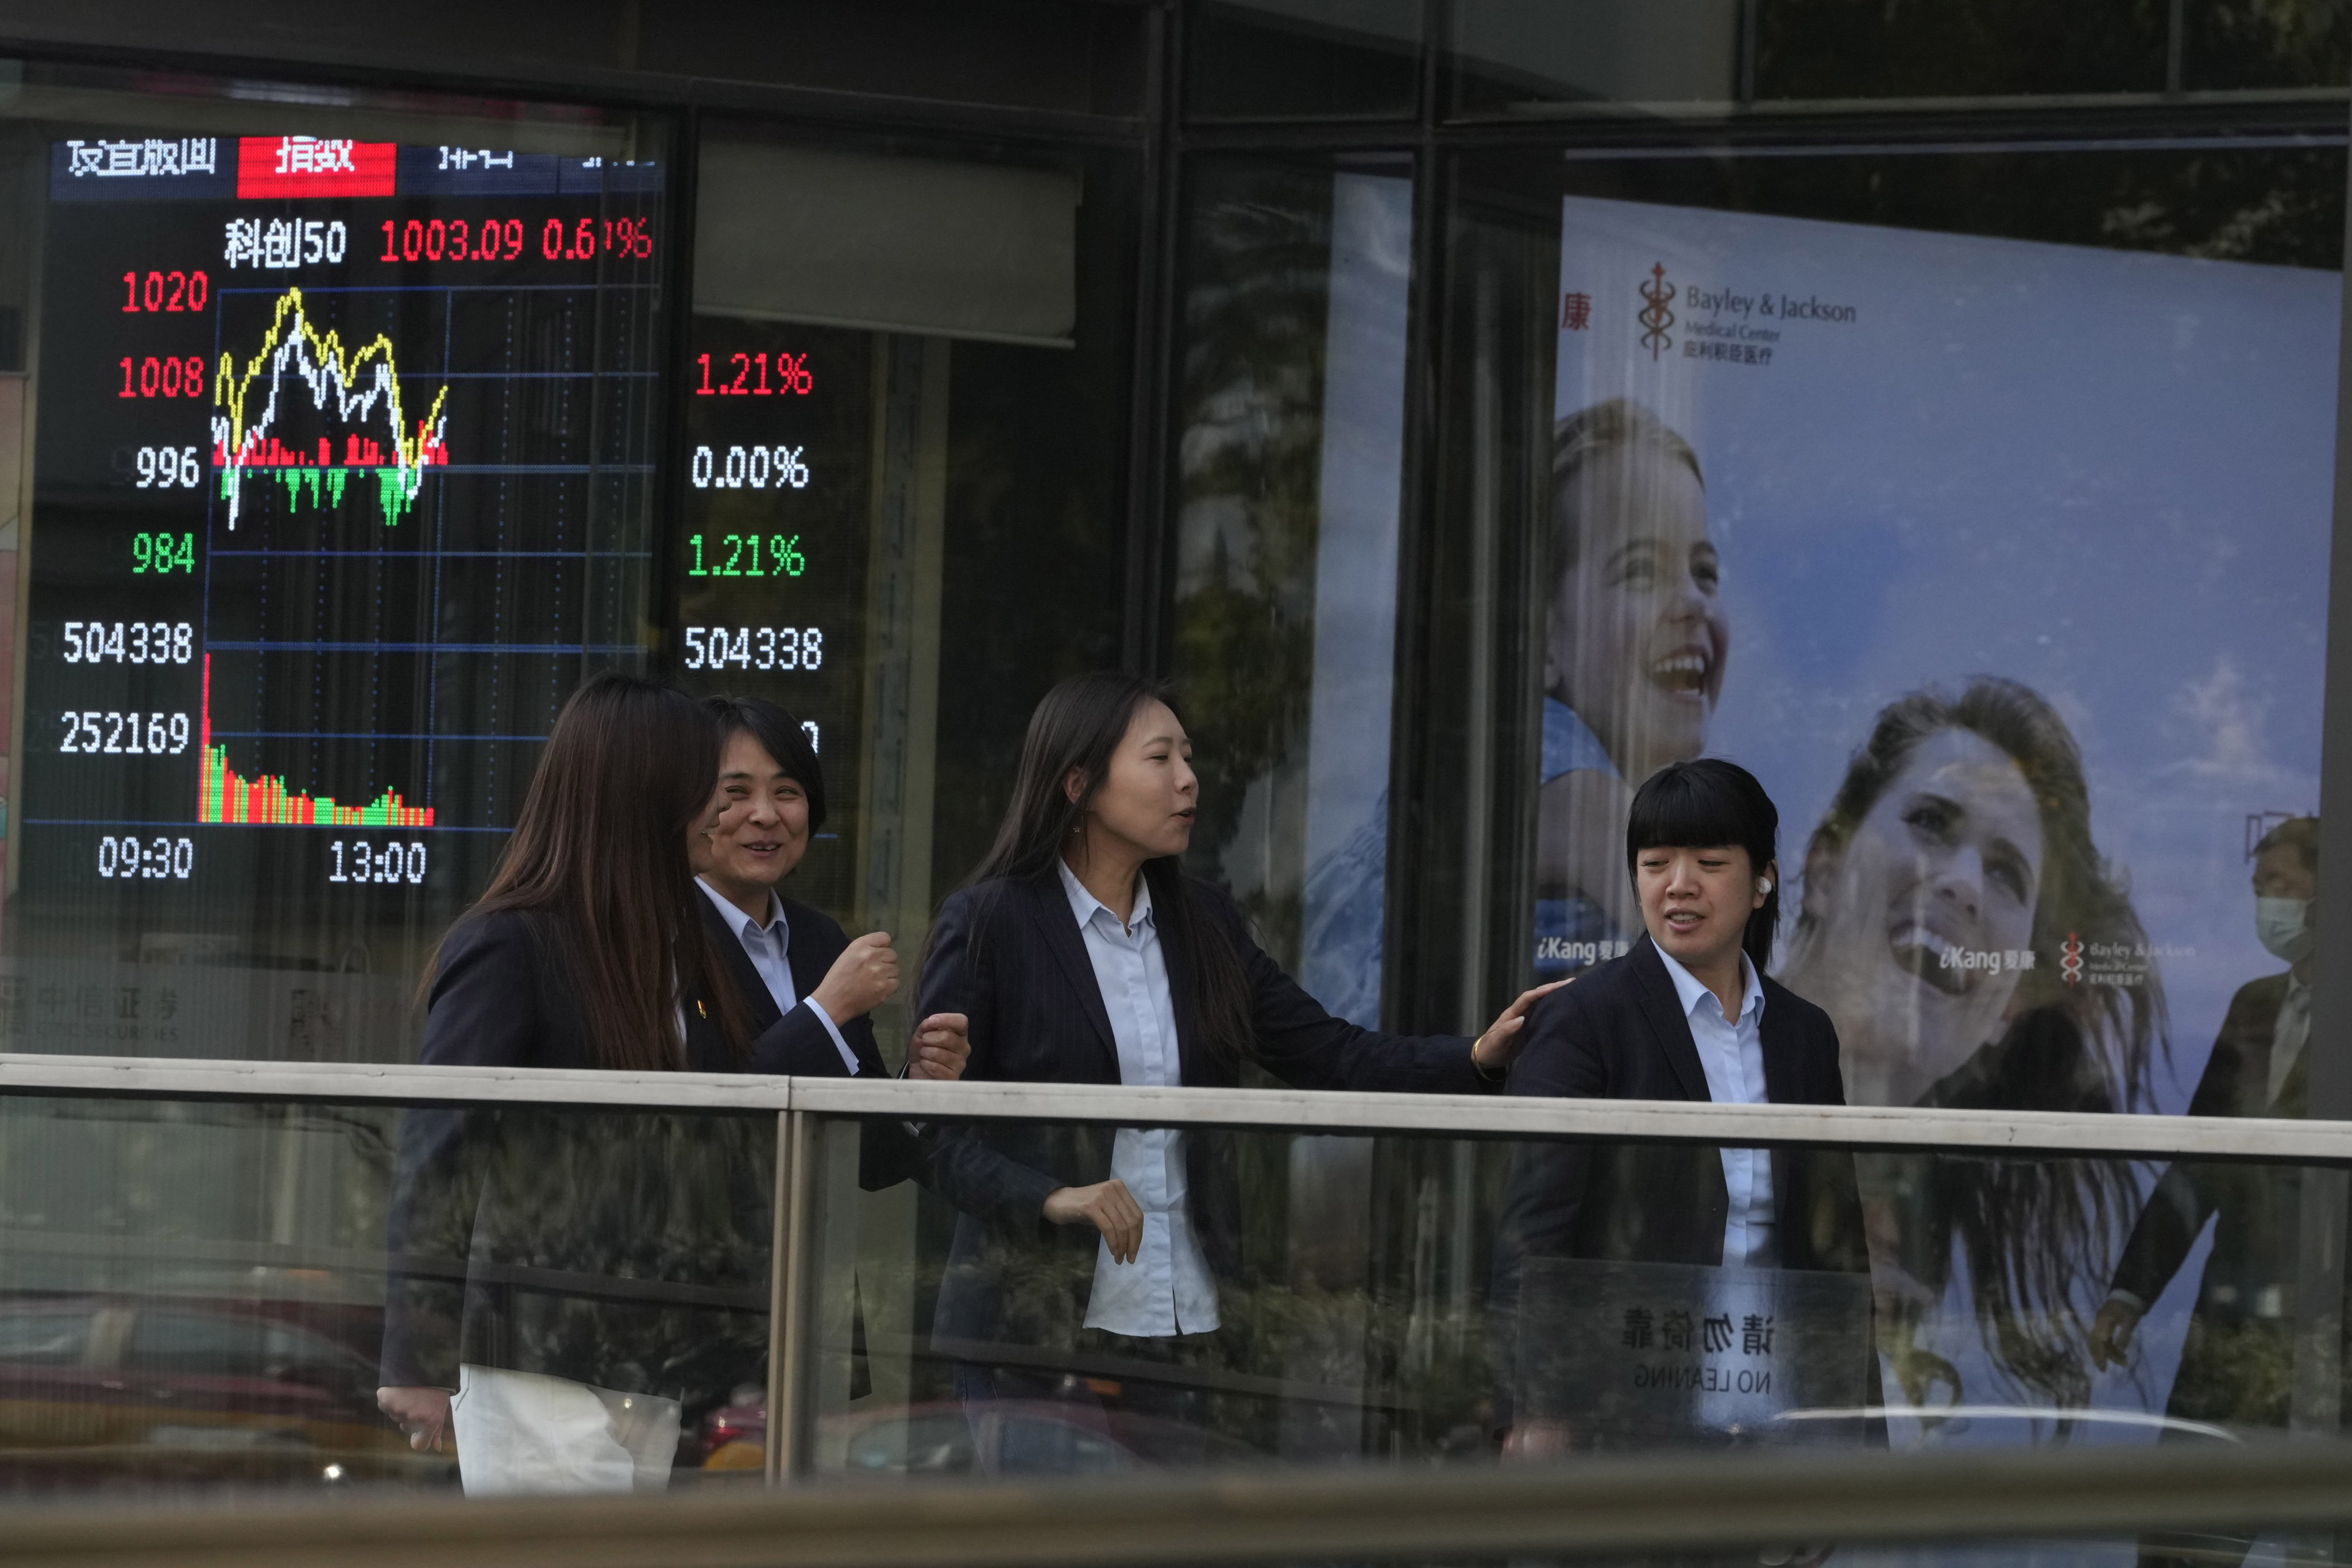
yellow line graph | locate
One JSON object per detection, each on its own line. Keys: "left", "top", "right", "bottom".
{"left": 211, "top": 287, "right": 451, "bottom": 528}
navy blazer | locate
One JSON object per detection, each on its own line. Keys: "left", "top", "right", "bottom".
{"left": 1497, "top": 934, "right": 1867, "bottom": 1271}
{"left": 688, "top": 887, "right": 890, "bottom": 1079}
{"left": 1490, "top": 936, "right": 1871, "bottom": 1427}
{"left": 381, "top": 896, "right": 909, "bottom": 1401}
{"left": 917, "top": 870, "right": 1486, "bottom": 1350}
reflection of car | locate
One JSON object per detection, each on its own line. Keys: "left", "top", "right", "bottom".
{"left": 0, "top": 1295, "right": 441, "bottom": 1489}
{"left": 697, "top": 1394, "right": 1260, "bottom": 1476}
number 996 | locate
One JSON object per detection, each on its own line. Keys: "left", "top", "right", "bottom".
{"left": 136, "top": 446, "right": 202, "bottom": 489}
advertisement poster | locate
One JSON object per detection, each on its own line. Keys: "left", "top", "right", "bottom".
{"left": 1543, "top": 194, "right": 2336, "bottom": 1449}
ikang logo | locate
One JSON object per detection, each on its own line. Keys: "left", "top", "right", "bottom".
{"left": 1638, "top": 263, "right": 1677, "bottom": 362}
{"left": 2061, "top": 932, "right": 2085, "bottom": 986}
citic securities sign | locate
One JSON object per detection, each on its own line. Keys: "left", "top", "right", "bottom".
{"left": 235, "top": 137, "right": 396, "bottom": 199}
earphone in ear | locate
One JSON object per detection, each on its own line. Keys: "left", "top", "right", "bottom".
{"left": 1757, "top": 878, "right": 1773, "bottom": 895}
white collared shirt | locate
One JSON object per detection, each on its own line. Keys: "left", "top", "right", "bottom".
{"left": 695, "top": 878, "right": 858, "bottom": 1075}
{"left": 1654, "top": 945, "right": 1776, "bottom": 1267}
{"left": 1057, "top": 858, "right": 1221, "bottom": 1337}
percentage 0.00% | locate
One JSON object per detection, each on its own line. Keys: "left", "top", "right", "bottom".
{"left": 692, "top": 445, "right": 809, "bottom": 490}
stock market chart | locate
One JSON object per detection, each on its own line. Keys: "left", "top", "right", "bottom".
{"left": 18, "top": 132, "right": 666, "bottom": 1010}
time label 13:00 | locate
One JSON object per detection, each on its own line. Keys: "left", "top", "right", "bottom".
{"left": 330, "top": 841, "right": 427, "bottom": 886}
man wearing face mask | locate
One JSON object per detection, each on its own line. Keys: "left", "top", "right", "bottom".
{"left": 2091, "top": 816, "right": 2316, "bottom": 1562}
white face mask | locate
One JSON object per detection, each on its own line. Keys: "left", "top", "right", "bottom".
{"left": 2256, "top": 897, "right": 2315, "bottom": 965}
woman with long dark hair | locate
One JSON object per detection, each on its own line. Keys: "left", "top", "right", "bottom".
{"left": 1777, "top": 676, "right": 2165, "bottom": 1412}
{"left": 374, "top": 674, "right": 948, "bottom": 1494}
{"left": 920, "top": 671, "right": 1557, "bottom": 1461}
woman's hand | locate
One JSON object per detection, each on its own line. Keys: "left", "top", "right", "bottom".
{"left": 377, "top": 1385, "right": 451, "bottom": 1453}
{"left": 908, "top": 1013, "right": 971, "bottom": 1080}
{"left": 1472, "top": 979, "right": 1572, "bottom": 1073}
{"left": 811, "top": 932, "right": 898, "bottom": 1022}
{"left": 1042, "top": 1179, "right": 1144, "bottom": 1264}
{"left": 2089, "top": 1296, "right": 2144, "bottom": 1370}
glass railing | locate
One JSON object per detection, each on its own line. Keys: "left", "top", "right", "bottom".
{"left": 0, "top": 1055, "right": 2343, "bottom": 1524}
{"left": 0, "top": 1061, "right": 792, "bottom": 1499}
{"left": 782, "top": 1087, "right": 2346, "bottom": 1486}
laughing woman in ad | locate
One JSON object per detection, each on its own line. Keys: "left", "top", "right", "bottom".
{"left": 1778, "top": 677, "right": 2164, "bottom": 1411}
{"left": 1536, "top": 399, "right": 1730, "bottom": 981}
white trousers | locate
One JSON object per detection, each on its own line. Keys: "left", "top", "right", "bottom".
{"left": 450, "top": 1364, "right": 681, "bottom": 1497}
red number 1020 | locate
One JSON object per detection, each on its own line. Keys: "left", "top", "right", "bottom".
{"left": 121, "top": 271, "right": 210, "bottom": 313}
{"left": 694, "top": 352, "right": 813, "bottom": 396}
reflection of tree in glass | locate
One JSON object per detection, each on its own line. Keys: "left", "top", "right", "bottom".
{"left": 1171, "top": 163, "right": 1335, "bottom": 969}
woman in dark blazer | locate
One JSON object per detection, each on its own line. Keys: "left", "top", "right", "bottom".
{"left": 690, "top": 693, "right": 969, "bottom": 1111}
{"left": 1492, "top": 759, "right": 1871, "bottom": 1453}
{"left": 918, "top": 672, "right": 1558, "bottom": 1455}
{"left": 376, "top": 675, "right": 961, "bottom": 1495}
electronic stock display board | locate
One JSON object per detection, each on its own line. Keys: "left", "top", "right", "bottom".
{"left": 19, "top": 132, "right": 668, "bottom": 991}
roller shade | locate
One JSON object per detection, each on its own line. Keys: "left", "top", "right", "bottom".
{"left": 694, "top": 138, "right": 1079, "bottom": 348}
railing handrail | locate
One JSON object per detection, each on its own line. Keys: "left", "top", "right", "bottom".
{"left": 3, "top": 1438, "right": 2351, "bottom": 1567}
{"left": 3, "top": 1050, "right": 2351, "bottom": 1162}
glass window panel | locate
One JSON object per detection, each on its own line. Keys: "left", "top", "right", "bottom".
{"left": 1187, "top": 0, "right": 1425, "bottom": 122}
{"left": 0, "top": 63, "right": 671, "bottom": 1062}
{"left": 1448, "top": 0, "right": 1743, "bottom": 119}
{"left": 1169, "top": 156, "right": 1415, "bottom": 1027}
{"left": 635, "top": 1, "right": 1149, "bottom": 118}
{"left": 1419, "top": 140, "right": 2339, "bottom": 1110}
{"left": 2182, "top": 0, "right": 2352, "bottom": 91}
{"left": 679, "top": 126, "right": 1133, "bottom": 1056}
{"left": 1754, "top": 0, "right": 2169, "bottom": 99}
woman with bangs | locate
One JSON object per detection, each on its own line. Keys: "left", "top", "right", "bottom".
{"left": 1494, "top": 758, "right": 1871, "bottom": 1454}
